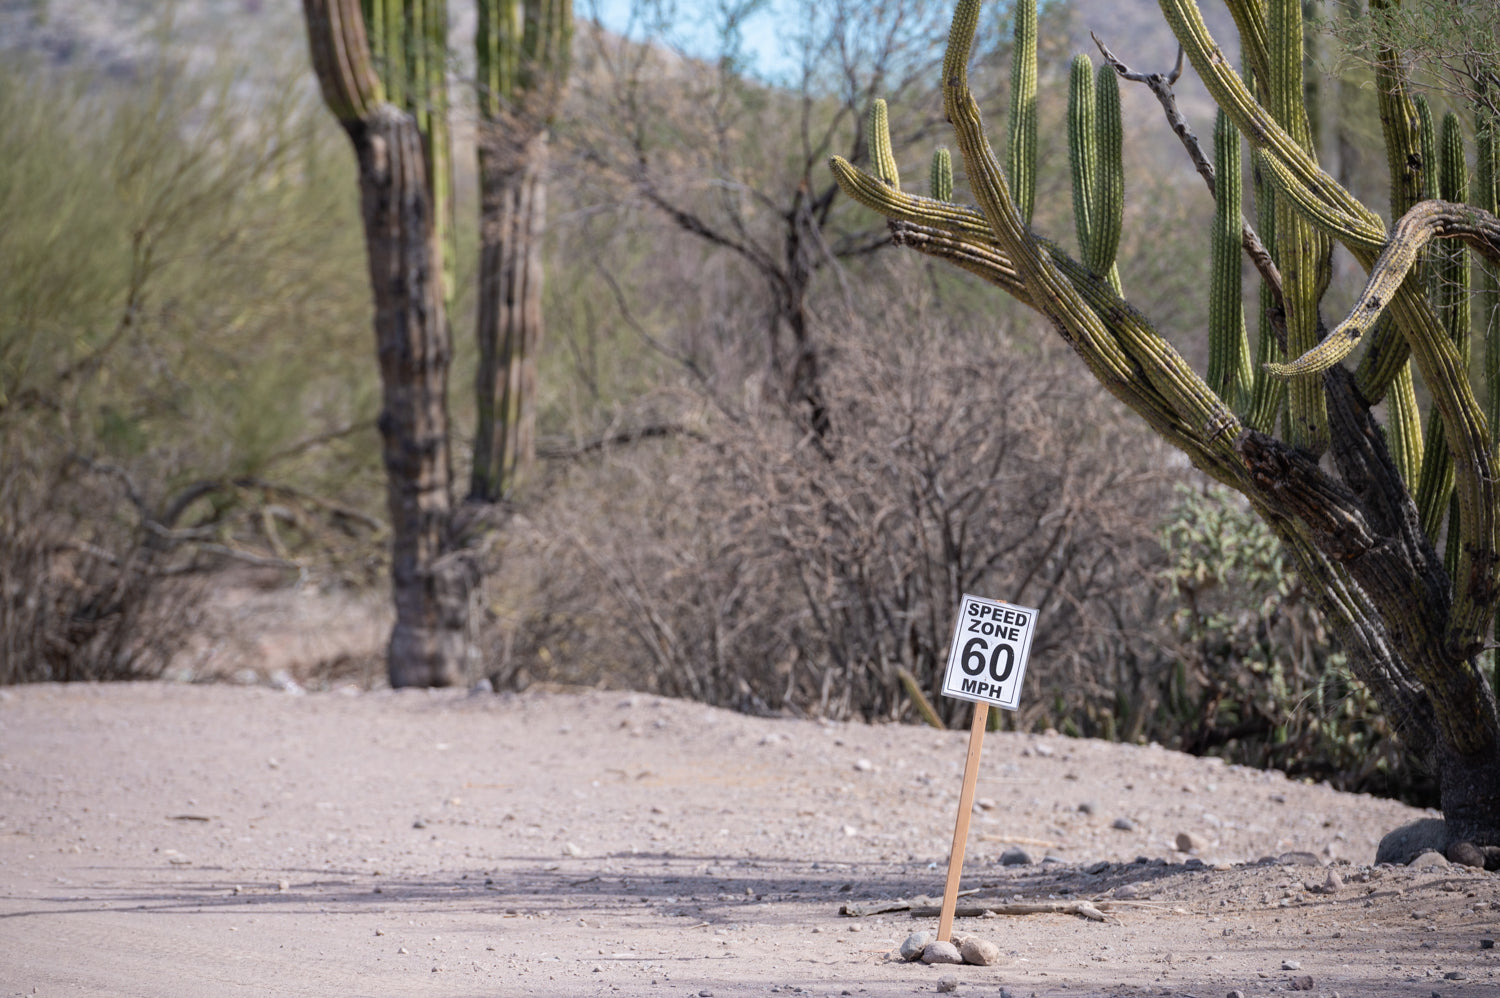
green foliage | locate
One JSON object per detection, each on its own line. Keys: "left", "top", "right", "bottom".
{"left": 0, "top": 53, "right": 381, "bottom": 557}
{"left": 1159, "top": 485, "right": 1418, "bottom": 798}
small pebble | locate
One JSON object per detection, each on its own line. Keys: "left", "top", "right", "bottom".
{"left": 1112, "top": 817, "right": 1135, "bottom": 831}
{"left": 1282, "top": 959, "right": 1302, "bottom": 970}
{"left": 1481, "top": 938, "right": 1495, "bottom": 950}
{"left": 936, "top": 976, "right": 959, "bottom": 993}
{"left": 998, "top": 847, "right": 1032, "bottom": 866}
{"left": 854, "top": 758, "right": 874, "bottom": 772}
{"left": 1078, "top": 801, "right": 1097, "bottom": 815}
{"left": 1227, "top": 991, "right": 1245, "bottom": 998}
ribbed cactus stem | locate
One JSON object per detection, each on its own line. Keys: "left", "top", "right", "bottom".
{"left": 1246, "top": 148, "right": 1285, "bottom": 436}
{"left": 1068, "top": 56, "right": 1097, "bottom": 264}
{"left": 1416, "top": 97, "right": 1436, "bottom": 201}
{"left": 1268, "top": 0, "right": 1327, "bottom": 455}
{"left": 358, "top": 0, "right": 452, "bottom": 303}
{"left": 930, "top": 146, "right": 953, "bottom": 202}
{"left": 1209, "top": 109, "right": 1253, "bottom": 414}
{"left": 1091, "top": 64, "right": 1124, "bottom": 293}
{"left": 1006, "top": 0, "right": 1038, "bottom": 226}
{"left": 1417, "top": 112, "right": 1472, "bottom": 547}
{"left": 870, "top": 99, "right": 901, "bottom": 189}
{"left": 1479, "top": 105, "right": 1500, "bottom": 453}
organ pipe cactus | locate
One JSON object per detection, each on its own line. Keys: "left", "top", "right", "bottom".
{"left": 1066, "top": 56, "right": 1124, "bottom": 293}
{"left": 931, "top": 146, "right": 953, "bottom": 202}
{"left": 830, "top": 0, "right": 1500, "bottom": 844}
{"left": 470, "top": 0, "right": 573, "bottom": 502}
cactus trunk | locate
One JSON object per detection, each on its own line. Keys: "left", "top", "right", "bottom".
{"left": 304, "top": 0, "right": 472, "bottom": 688}
{"left": 470, "top": 0, "right": 572, "bottom": 501}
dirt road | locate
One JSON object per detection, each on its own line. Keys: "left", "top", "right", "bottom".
{"left": 3, "top": 683, "right": 1497, "bottom": 996}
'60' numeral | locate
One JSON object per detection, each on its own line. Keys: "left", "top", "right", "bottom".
{"left": 960, "top": 636, "right": 1015, "bottom": 683}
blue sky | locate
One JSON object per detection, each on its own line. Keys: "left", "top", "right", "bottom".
{"left": 581, "top": 0, "right": 798, "bottom": 80}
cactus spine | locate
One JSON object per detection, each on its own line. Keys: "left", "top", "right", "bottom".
{"left": 931, "top": 147, "right": 953, "bottom": 202}
{"left": 471, "top": 0, "right": 573, "bottom": 502}
{"left": 1209, "top": 109, "right": 1253, "bottom": 413}
{"left": 1007, "top": 0, "right": 1038, "bottom": 225}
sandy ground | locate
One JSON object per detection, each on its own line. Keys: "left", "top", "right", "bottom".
{"left": 3, "top": 681, "right": 1499, "bottom": 998}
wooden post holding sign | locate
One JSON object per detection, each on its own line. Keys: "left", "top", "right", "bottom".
{"left": 935, "top": 594, "right": 1038, "bottom": 942}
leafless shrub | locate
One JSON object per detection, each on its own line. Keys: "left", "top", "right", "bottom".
{"left": 479, "top": 295, "right": 1183, "bottom": 725}
{"left": 0, "top": 463, "right": 202, "bottom": 684}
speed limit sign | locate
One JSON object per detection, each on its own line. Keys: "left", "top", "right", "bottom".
{"left": 939, "top": 594, "right": 1037, "bottom": 710}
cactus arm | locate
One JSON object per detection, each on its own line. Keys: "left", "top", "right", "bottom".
{"left": 306, "top": 0, "right": 385, "bottom": 121}
{"left": 1478, "top": 106, "right": 1500, "bottom": 453}
{"left": 1223, "top": 0, "right": 1270, "bottom": 96}
{"left": 930, "top": 147, "right": 953, "bottom": 202}
{"left": 1091, "top": 64, "right": 1125, "bottom": 293}
{"left": 1006, "top": 0, "right": 1038, "bottom": 225}
{"left": 1387, "top": 358, "right": 1424, "bottom": 489}
{"left": 869, "top": 99, "right": 901, "bottom": 189}
{"left": 1158, "top": 0, "right": 1386, "bottom": 251}
{"left": 1091, "top": 33, "right": 1284, "bottom": 311}
{"left": 1068, "top": 56, "right": 1097, "bottom": 265}
{"left": 1247, "top": 148, "right": 1286, "bottom": 434}
{"left": 1209, "top": 108, "right": 1253, "bottom": 414}
{"left": 942, "top": 0, "right": 1242, "bottom": 474}
{"left": 1269, "top": 202, "right": 1500, "bottom": 378}
{"left": 1417, "top": 114, "right": 1473, "bottom": 542}
{"left": 1267, "top": 0, "right": 1327, "bottom": 454}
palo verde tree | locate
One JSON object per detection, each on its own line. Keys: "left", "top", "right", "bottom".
{"left": 302, "top": 0, "right": 474, "bottom": 687}
{"left": 471, "top": 0, "right": 573, "bottom": 501}
{"left": 833, "top": 0, "right": 1500, "bottom": 845}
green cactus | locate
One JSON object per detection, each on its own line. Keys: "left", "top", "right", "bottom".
{"left": 1006, "top": 0, "right": 1037, "bottom": 226}
{"left": 305, "top": 0, "right": 471, "bottom": 688}
{"left": 1066, "top": 56, "right": 1124, "bottom": 293}
{"left": 833, "top": 0, "right": 1500, "bottom": 840}
{"left": 471, "top": 0, "right": 574, "bottom": 502}
{"left": 358, "top": 0, "right": 454, "bottom": 305}
{"left": 1209, "top": 109, "right": 1252, "bottom": 413}
{"left": 870, "top": 99, "right": 901, "bottom": 188}
{"left": 1246, "top": 148, "right": 1285, "bottom": 436}
{"left": 931, "top": 147, "right": 953, "bottom": 202}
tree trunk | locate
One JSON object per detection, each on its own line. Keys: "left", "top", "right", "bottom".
{"left": 303, "top": 0, "right": 473, "bottom": 688}
{"left": 471, "top": 117, "right": 549, "bottom": 502}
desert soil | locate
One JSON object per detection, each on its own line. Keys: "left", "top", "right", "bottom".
{"left": 3, "top": 680, "right": 1499, "bottom": 998}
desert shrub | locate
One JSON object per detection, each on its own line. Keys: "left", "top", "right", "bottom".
{"left": 1155, "top": 484, "right": 1429, "bottom": 802}
{"left": 478, "top": 287, "right": 1182, "bottom": 723}
{"left": 0, "top": 460, "right": 201, "bottom": 683}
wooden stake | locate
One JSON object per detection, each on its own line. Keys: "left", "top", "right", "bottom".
{"left": 937, "top": 700, "right": 989, "bottom": 941}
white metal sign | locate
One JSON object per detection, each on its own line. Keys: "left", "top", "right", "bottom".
{"left": 939, "top": 594, "right": 1038, "bottom": 710}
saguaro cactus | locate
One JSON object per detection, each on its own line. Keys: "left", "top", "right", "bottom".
{"left": 303, "top": 0, "right": 472, "bottom": 687}
{"left": 832, "top": 0, "right": 1500, "bottom": 844}
{"left": 470, "top": 0, "right": 573, "bottom": 502}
